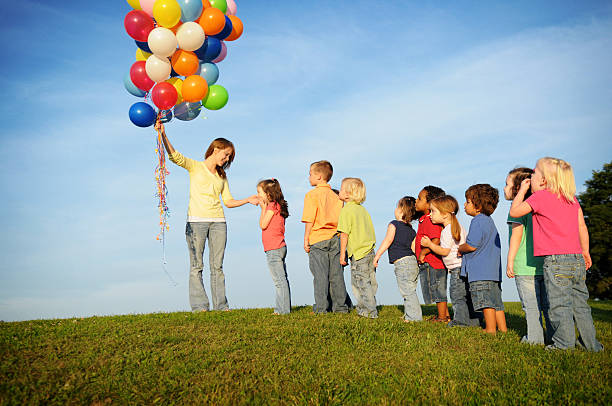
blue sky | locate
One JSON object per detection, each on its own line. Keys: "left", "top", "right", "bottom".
{"left": 1, "top": 0, "right": 611, "bottom": 321}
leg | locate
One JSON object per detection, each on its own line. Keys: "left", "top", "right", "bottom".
{"left": 449, "top": 269, "right": 470, "bottom": 326}
{"left": 418, "top": 263, "right": 433, "bottom": 305}
{"left": 394, "top": 257, "right": 422, "bottom": 321}
{"left": 265, "top": 246, "right": 291, "bottom": 314}
{"left": 185, "top": 222, "right": 210, "bottom": 311}
{"left": 515, "top": 275, "right": 545, "bottom": 344}
{"left": 496, "top": 311, "right": 507, "bottom": 332}
{"left": 534, "top": 275, "right": 553, "bottom": 344}
{"left": 482, "top": 308, "right": 497, "bottom": 334}
{"left": 351, "top": 252, "right": 377, "bottom": 318}
{"left": 543, "top": 256, "right": 576, "bottom": 350}
{"left": 309, "top": 241, "right": 330, "bottom": 314}
{"left": 208, "top": 222, "right": 228, "bottom": 310}
{"left": 431, "top": 268, "right": 449, "bottom": 320}
{"left": 327, "top": 236, "right": 349, "bottom": 313}
{"left": 571, "top": 256, "right": 603, "bottom": 352}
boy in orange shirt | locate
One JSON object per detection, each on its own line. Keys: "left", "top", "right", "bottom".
{"left": 302, "top": 161, "right": 350, "bottom": 313}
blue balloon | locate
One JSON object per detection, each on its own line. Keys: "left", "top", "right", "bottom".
{"left": 135, "top": 40, "right": 152, "bottom": 54}
{"left": 129, "top": 102, "right": 157, "bottom": 127}
{"left": 212, "top": 16, "right": 233, "bottom": 40}
{"left": 124, "top": 72, "right": 147, "bottom": 97}
{"left": 198, "top": 62, "right": 219, "bottom": 85}
{"left": 178, "top": 0, "right": 203, "bottom": 22}
{"left": 174, "top": 101, "right": 202, "bottom": 121}
{"left": 194, "top": 37, "right": 221, "bottom": 62}
{"left": 159, "top": 109, "right": 173, "bottom": 123}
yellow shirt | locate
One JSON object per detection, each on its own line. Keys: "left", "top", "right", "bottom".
{"left": 337, "top": 201, "right": 376, "bottom": 261}
{"left": 301, "top": 183, "right": 343, "bottom": 245}
{"left": 169, "top": 150, "right": 234, "bottom": 219}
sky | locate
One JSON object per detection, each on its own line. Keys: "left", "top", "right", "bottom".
{"left": 1, "top": 0, "right": 611, "bottom": 321}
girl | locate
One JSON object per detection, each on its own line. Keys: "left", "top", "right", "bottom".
{"left": 504, "top": 167, "right": 552, "bottom": 345}
{"left": 257, "top": 179, "right": 291, "bottom": 315}
{"left": 421, "top": 195, "right": 481, "bottom": 327}
{"left": 510, "top": 158, "right": 602, "bottom": 351}
{"left": 373, "top": 196, "right": 422, "bottom": 321}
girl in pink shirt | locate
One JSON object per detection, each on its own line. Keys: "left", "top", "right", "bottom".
{"left": 510, "top": 157, "right": 602, "bottom": 351}
{"left": 257, "top": 179, "right": 291, "bottom": 315}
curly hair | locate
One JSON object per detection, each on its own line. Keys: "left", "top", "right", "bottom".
{"left": 507, "top": 167, "right": 534, "bottom": 200}
{"left": 397, "top": 196, "right": 417, "bottom": 222}
{"left": 465, "top": 184, "right": 499, "bottom": 216}
{"left": 423, "top": 185, "right": 445, "bottom": 202}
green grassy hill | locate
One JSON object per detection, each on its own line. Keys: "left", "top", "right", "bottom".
{"left": 2, "top": 302, "right": 611, "bottom": 405}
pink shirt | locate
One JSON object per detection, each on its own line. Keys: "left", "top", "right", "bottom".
{"left": 526, "top": 190, "right": 582, "bottom": 256}
{"left": 262, "top": 202, "right": 286, "bottom": 252}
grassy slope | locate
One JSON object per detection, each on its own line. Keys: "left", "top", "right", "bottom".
{"left": 1, "top": 302, "right": 611, "bottom": 405}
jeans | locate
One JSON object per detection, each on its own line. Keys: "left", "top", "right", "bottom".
{"left": 515, "top": 275, "right": 552, "bottom": 344}
{"left": 185, "top": 222, "right": 228, "bottom": 311}
{"left": 393, "top": 256, "right": 422, "bottom": 321}
{"left": 350, "top": 251, "right": 378, "bottom": 318}
{"left": 543, "top": 254, "right": 603, "bottom": 351}
{"left": 419, "top": 263, "right": 447, "bottom": 304}
{"left": 265, "top": 246, "right": 291, "bottom": 314}
{"left": 448, "top": 268, "right": 481, "bottom": 326}
{"left": 309, "top": 235, "right": 349, "bottom": 313}
{"left": 469, "top": 280, "right": 504, "bottom": 311}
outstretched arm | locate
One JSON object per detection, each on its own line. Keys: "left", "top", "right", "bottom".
{"left": 155, "top": 120, "right": 175, "bottom": 155}
{"left": 373, "top": 224, "right": 396, "bottom": 267}
{"left": 225, "top": 196, "right": 259, "bottom": 208}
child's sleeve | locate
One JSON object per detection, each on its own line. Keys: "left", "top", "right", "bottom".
{"left": 439, "top": 228, "right": 452, "bottom": 249}
{"left": 220, "top": 178, "right": 234, "bottom": 204}
{"left": 337, "top": 208, "right": 351, "bottom": 235}
{"left": 169, "top": 150, "right": 196, "bottom": 171}
{"left": 301, "top": 193, "right": 316, "bottom": 223}
{"left": 466, "top": 217, "right": 485, "bottom": 249}
{"left": 525, "top": 192, "right": 541, "bottom": 214}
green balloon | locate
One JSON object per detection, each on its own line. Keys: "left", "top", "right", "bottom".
{"left": 209, "top": 0, "right": 227, "bottom": 14}
{"left": 202, "top": 84, "right": 228, "bottom": 110}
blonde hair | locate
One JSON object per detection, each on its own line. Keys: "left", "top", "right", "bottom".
{"left": 341, "top": 177, "right": 366, "bottom": 204}
{"left": 430, "top": 195, "right": 462, "bottom": 242}
{"left": 537, "top": 157, "right": 576, "bottom": 203}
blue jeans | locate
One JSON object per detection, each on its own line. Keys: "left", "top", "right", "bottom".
{"left": 394, "top": 256, "right": 422, "bottom": 321}
{"left": 543, "top": 254, "right": 603, "bottom": 351}
{"left": 265, "top": 246, "right": 291, "bottom": 314}
{"left": 185, "top": 222, "right": 228, "bottom": 311}
{"left": 350, "top": 251, "right": 378, "bottom": 318}
{"left": 419, "top": 263, "right": 447, "bottom": 304}
{"left": 469, "top": 280, "right": 504, "bottom": 311}
{"left": 448, "top": 268, "right": 481, "bottom": 326}
{"left": 515, "top": 275, "right": 552, "bottom": 345}
{"left": 308, "top": 235, "right": 349, "bottom": 313}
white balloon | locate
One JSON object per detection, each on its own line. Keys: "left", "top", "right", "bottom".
{"left": 148, "top": 27, "right": 178, "bottom": 58}
{"left": 145, "top": 55, "right": 172, "bottom": 83}
{"left": 176, "top": 22, "right": 205, "bottom": 52}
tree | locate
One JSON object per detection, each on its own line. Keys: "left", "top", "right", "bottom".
{"left": 578, "top": 161, "right": 612, "bottom": 299}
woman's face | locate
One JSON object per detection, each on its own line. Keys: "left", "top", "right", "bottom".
{"left": 214, "top": 147, "right": 233, "bottom": 167}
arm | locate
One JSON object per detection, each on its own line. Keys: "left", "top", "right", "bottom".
{"left": 225, "top": 196, "right": 258, "bottom": 208}
{"left": 509, "top": 178, "right": 533, "bottom": 218}
{"left": 458, "top": 243, "right": 476, "bottom": 254}
{"left": 421, "top": 236, "right": 450, "bottom": 257}
{"left": 155, "top": 121, "right": 176, "bottom": 155}
{"left": 340, "top": 232, "right": 349, "bottom": 266}
{"left": 303, "top": 222, "right": 313, "bottom": 253}
{"left": 578, "top": 207, "right": 592, "bottom": 269}
{"left": 259, "top": 202, "right": 275, "bottom": 230}
{"left": 373, "top": 224, "right": 396, "bottom": 267}
{"left": 418, "top": 239, "right": 439, "bottom": 263}
{"left": 506, "top": 223, "right": 523, "bottom": 278}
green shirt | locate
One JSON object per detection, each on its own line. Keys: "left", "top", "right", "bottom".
{"left": 507, "top": 212, "right": 544, "bottom": 276}
{"left": 337, "top": 201, "right": 376, "bottom": 261}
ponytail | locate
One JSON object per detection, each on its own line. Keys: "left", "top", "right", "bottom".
{"left": 430, "top": 195, "right": 463, "bottom": 243}
{"left": 450, "top": 213, "right": 462, "bottom": 242}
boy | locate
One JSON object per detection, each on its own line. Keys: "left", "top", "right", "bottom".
{"left": 337, "top": 178, "right": 378, "bottom": 318}
{"left": 459, "top": 184, "right": 507, "bottom": 335}
{"left": 302, "top": 161, "right": 350, "bottom": 314}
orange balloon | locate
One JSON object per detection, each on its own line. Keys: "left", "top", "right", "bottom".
{"left": 225, "top": 15, "right": 243, "bottom": 41}
{"left": 202, "top": 0, "right": 211, "bottom": 8}
{"left": 170, "top": 20, "right": 183, "bottom": 34}
{"left": 171, "top": 50, "right": 199, "bottom": 76}
{"left": 182, "top": 75, "right": 209, "bottom": 102}
{"left": 198, "top": 7, "right": 225, "bottom": 35}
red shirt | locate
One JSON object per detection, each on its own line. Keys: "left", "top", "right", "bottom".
{"left": 262, "top": 202, "right": 287, "bottom": 252}
{"left": 415, "top": 214, "right": 445, "bottom": 269}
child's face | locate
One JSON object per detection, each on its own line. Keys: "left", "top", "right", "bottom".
{"left": 503, "top": 174, "right": 514, "bottom": 201}
{"left": 415, "top": 190, "right": 429, "bottom": 212}
{"left": 257, "top": 186, "right": 268, "bottom": 203}
{"left": 338, "top": 182, "right": 350, "bottom": 202}
{"left": 394, "top": 205, "right": 403, "bottom": 221}
{"left": 464, "top": 198, "right": 479, "bottom": 217}
{"left": 531, "top": 165, "right": 546, "bottom": 192}
{"left": 309, "top": 167, "right": 323, "bottom": 186}
{"left": 429, "top": 204, "right": 446, "bottom": 225}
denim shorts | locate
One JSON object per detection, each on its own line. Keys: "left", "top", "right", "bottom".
{"left": 469, "top": 280, "right": 504, "bottom": 311}
{"left": 419, "top": 263, "right": 448, "bottom": 304}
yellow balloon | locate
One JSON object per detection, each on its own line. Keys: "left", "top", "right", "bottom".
{"left": 166, "top": 77, "right": 184, "bottom": 105}
{"left": 126, "top": 0, "right": 141, "bottom": 10}
{"left": 153, "top": 0, "right": 182, "bottom": 28}
{"left": 135, "top": 48, "right": 152, "bottom": 61}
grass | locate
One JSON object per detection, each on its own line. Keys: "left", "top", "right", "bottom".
{"left": 1, "top": 302, "right": 611, "bottom": 405}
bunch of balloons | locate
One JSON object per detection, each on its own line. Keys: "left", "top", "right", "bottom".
{"left": 124, "top": 0, "right": 243, "bottom": 127}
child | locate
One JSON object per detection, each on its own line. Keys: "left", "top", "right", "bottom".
{"left": 373, "top": 196, "right": 422, "bottom": 322}
{"left": 302, "top": 160, "right": 350, "bottom": 314}
{"left": 257, "top": 179, "right": 291, "bottom": 315}
{"left": 458, "top": 184, "right": 507, "bottom": 334}
{"left": 414, "top": 186, "right": 449, "bottom": 322}
{"left": 421, "top": 195, "right": 481, "bottom": 327}
{"left": 504, "top": 167, "right": 551, "bottom": 345}
{"left": 337, "top": 178, "right": 377, "bottom": 318}
{"left": 510, "top": 157, "right": 603, "bottom": 351}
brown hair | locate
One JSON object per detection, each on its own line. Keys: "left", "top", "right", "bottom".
{"left": 310, "top": 160, "right": 333, "bottom": 182}
{"left": 465, "top": 184, "right": 499, "bottom": 216}
{"left": 431, "top": 195, "right": 462, "bottom": 242}
{"left": 423, "top": 185, "right": 445, "bottom": 202}
{"left": 507, "top": 167, "right": 534, "bottom": 199}
{"left": 257, "top": 179, "right": 289, "bottom": 218}
{"left": 204, "top": 138, "right": 235, "bottom": 179}
{"left": 397, "top": 196, "right": 417, "bottom": 222}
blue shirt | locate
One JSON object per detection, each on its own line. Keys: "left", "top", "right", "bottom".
{"left": 460, "top": 214, "right": 502, "bottom": 282}
{"left": 388, "top": 220, "right": 416, "bottom": 264}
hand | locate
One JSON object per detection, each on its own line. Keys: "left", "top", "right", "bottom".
{"left": 340, "top": 256, "right": 347, "bottom": 266}
{"left": 421, "top": 236, "right": 431, "bottom": 247}
{"left": 304, "top": 242, "right": 310, "bottom": 253}
{"left": 373, "top": 257, "right": 379, "bottom": 268}
{"left": 583, "top": 252, "right": 592, "bottom": 270}
{"left": 154, "top": 119, "right": 165, "bottom": 133}
{"left": 247, "top": 195, "right": 259, "bottom": 205}
{"left": 518, "top": 178, "right": 531, "bottom": 194}
{"left": 506, "top": 263, "right": 515, "bottom": 278}
{"left": 418, "top": 252, "right": 426, "bottom": 264}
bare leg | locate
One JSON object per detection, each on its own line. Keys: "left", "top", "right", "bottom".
{"left": 496, "top": 310, "right": 507, "bottom": 332}
{"left": 483, "top": 308, "right": 497, "bottom": 334}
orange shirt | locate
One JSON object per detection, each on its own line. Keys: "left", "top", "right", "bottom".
{"left": 301, "top": 183, "right": 343, "bottom": 245}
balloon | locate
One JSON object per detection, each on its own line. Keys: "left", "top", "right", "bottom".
{"left": 124, "top": 10, "right": 154, "bottom": 42}
{"left": 209, "top": 0, "right": 227, "bottom": 14}
{"left": 166, "top": 77, "right": 184, "bottom": 104}
{"left": 202, "top": 84, "right": 228, "bottom": 110}
{"left": 135, "top": 40, "right": 152, "bottom": 53}
{"left": 135, "top": 48, "right": 151, "bottom": 61}
{"left": 145, "top": 55, "right": 172, "bottom": 83}
{"left": 211, "top": 15, "right": 232, "bottom": 40}
{"left": 174, "top": 101, "right": 202, "bottom": 121}
{"left": 171, "top": 49, "right": 199, "bottom": 76}
{"left": 152, "top": 82, "right": 178, "bottom": 110}
{"left": 127, "top": 0, "right": 141, "bottom": 10}
{"left": 130, "top": 60, "right": 154, "bottom": 91}
{"left": 198, "top": 62, "right": 219, "bottom": 85}
{"left": 140, "top": 0, "right": 156, "bottom": 17}
{"left": 225, "top": 15, "right": 243, "bottom": 41}
{"left": 212, "top": 41, "right": 226, "bottom": 63}
{"left": 194, "top": 37, "right": 221, "bottom": 62}
{"left": 225, "top": 0, "right": 236, "bottom": 16}
{"left": 124, "top": 72, "right": 147, "bottom": 97}
{"left": 148, "top": 27, "right": 177, "bottom": 58}
{"left": 129, "top": 102, "right": 157, "bottom": 127}
{"left": 198, "top": 7, "right": 225, "bottom": 35}
{"left": 182, "top": 75, "right": 209, "bottom": 102}
{"left": 176, "top": 22, "right": 205, "bottom": 51}
{"left": 154, "top": 0, "right": 182, "bottom": 28}
{"left": 178, "top": 0, "right": 203, "bottom": 22}
{"left": 159, "top": 109, "right": 173, "bottom": 123}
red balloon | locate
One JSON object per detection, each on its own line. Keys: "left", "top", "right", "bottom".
{"left": 124, "top": 10, "right": 155, "bottom": 42}
{"left": 151, "top": 82, "right": 178, "bottom": 110}
{"left": 130, "top": 61, "right": 154, "bottom": 92}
